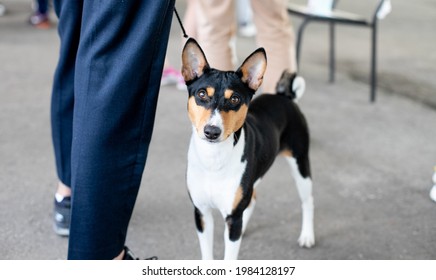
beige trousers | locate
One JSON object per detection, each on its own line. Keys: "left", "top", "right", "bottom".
{"left": 195, "top": 0, "right": 297, "bottom": 93}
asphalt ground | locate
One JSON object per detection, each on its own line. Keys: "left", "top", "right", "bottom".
{"left": 0, "top": 0, "right": 435, "bottom": 259}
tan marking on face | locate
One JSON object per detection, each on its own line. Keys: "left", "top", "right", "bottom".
{"left": 232, "top": 186, "right": 243, "bottom": 211}
{"left": 224, "top": 89, "right": 234, "bottom": 99}
{"left": 220, "top": 104, "right": 248, "bottom": 138}
{"left": 206, "top": 87, "right": 215, "bottom": 97}
{"left": 188, "top": 96, "right": 212, "bottom": 134}
{"left": 281, "top": 149, "right": 293, "bottom": 158}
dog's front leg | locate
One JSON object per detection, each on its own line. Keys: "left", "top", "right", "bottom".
{"left": 223, "top": 214, "right": 243, "bottom": 260}
{"left": 194, "top": 207, "right": 214, "bottom": 260}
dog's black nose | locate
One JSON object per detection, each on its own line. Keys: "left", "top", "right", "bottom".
{"left": 204, "top": 125, "right": 221, "bottom": 140}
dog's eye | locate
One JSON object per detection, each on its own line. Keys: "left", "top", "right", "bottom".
{"left": 197, "top": 90, "right": 208, "bottom": 101}
{"left": 230, "top": 95, "right": 241, "bottom": 105}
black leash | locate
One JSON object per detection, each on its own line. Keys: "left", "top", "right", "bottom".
{"left": 174, "top": 7, "right": 189, "bottom": 38}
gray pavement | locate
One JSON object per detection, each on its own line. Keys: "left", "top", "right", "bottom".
{"left": 0, "top": 0, "right": 435, "bottom": 260}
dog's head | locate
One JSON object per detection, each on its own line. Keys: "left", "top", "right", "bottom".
{"left": 181, "top": 38, "right": 267, "bottom": 143}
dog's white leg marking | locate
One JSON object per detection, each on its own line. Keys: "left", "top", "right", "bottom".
{"left": 221, "top": 195, "right": 255, "bottom": 260}
{"left": 242, "top": 179, "right": 261, "bottom": 235}
{"left": 223, "top": 224, "right": 242, "bottom": 260}
{"left": 242, "top": 197, "right": 256, "bottom": 235}
{"left": 431, "top": 185, "right": 436, "bottom": 203}
{"left": 431, "top": 169, "right": 436, "bottom": 203}
{"left": 285, "top": 157, "right": 315, "bottom": 248}
{"left": 197, "top": 208, "right": 214, "bottom": 260}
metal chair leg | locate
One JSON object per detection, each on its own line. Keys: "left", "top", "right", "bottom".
{"left": 370, "top": 21, "right": 378, "bottom": 102}
{"left": 296, "top": 18, "right": 310, "bottom": 67}
{"left": 329, "top": 22, "right": 335, "bottom": 83}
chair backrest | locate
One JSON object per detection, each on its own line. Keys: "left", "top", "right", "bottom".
{"left": 375, "top": 0, "right": 392, "bottom": 20}
{"left": 307, "top": 0, "right": 391, "bottom": 22}
{"left": 307, "top": 0, "right": 336, "bottom": 14}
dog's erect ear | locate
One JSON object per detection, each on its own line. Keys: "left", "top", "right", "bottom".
{"left": 236, "top": 48, "right": 267, "bottom": 92}
{"left": 181, "top": 38, "right": 210, "bottom": 82}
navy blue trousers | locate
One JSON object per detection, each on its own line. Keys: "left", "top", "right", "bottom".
{"left": 51, "top": 0, "right": 175, "bottom": 259}
{"left": 36, "top": 0, "right": 49, "bottom": 14}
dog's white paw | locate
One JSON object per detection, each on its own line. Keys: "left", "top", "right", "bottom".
{"left": 430, "top": 185, "right": 436, "bottom": 203}
{"left": 298, "top": 231, "right": 315, "bottom": 248}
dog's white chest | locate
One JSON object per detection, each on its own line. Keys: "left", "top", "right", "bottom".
{"left": 187, "top": 130, "right": 246, "bottom": 215}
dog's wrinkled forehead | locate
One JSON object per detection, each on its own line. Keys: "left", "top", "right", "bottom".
{"left": 187, "top": 69, "right": 253, "bottom": 109}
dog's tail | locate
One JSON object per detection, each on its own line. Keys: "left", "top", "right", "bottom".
{"left": 275, "top": 70, "right": 306, "bottom": 102}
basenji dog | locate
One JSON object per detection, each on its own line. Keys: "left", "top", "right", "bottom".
{"left": 181, "top": 38, "right": 314, "bottom": 260}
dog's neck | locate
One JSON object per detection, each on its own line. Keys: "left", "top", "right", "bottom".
{"left": 189, "top": 127, "right": 245, "bottom": 171}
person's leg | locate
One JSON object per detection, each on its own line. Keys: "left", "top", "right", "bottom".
{"left": 30, "top": 0, "right": 51, "bottom": 28}
{"left": 251, "top": 0, "right": 297, "bottom": 93}
{"left": 196, "top": 0, "right": 236, "bottom": 71}
{"left": 51, "top": 0, "right": 82, "bottom": 190}
{"left": 183, "top": 0, "right": 198, "bottom": 39}
{"left": 37, "top": 0, "right": 49, "bottom": 14}
{"left": 51, "top": 0, "right": 82, "bottom": 235}
{"left": 68, "top": 0, "right": 175, "bottom": 260}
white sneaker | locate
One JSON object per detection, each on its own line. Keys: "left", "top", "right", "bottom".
{"left": 0, "top": 4, "right": 6, "bottom": 16}
{"left": 238, "top": 22, "right": 257, "bottom": 37}
{"left": 161, "top": 66, "right": 186, "bottom": 91}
